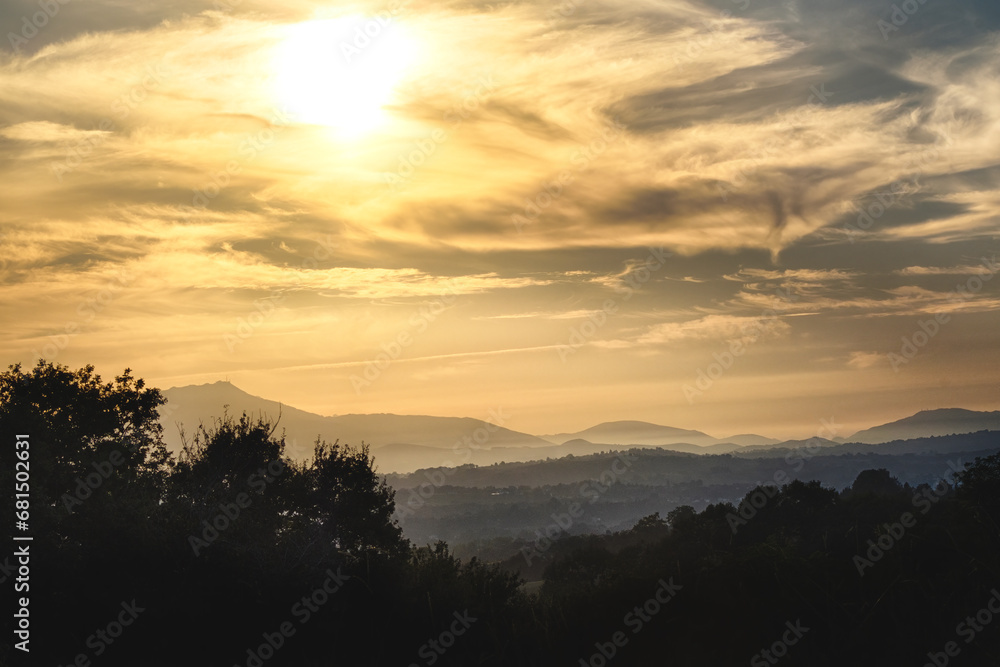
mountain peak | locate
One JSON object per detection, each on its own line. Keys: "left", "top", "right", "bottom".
{"left": 159, "top": 382, "right": 551, "bottom": 471}
{"left": 909, "top": 407, "right": 998, "bottom": 420}
{"left": 848, "top": 408, "right": 1000, "bottom": 444}
{"left": 542, "top": 420, "right": 715, "bottom": 446}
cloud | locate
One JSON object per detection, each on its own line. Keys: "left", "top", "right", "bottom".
{"left": 475, "top": 309, "right": 604, "bottom": 320}
{"left": 725, "top": 268, "right": 858, "bottom": 283}
{"left": 4, "top": 0, "right": 999, "bottom": 259}
{"left": 3, "top": 0, "right": 1000, "bottom": 435}
{"left": 635, "top": 314, "right": 791, "bottom": 345}
{"left": 847, "top": 351, "right": 883, "bottom": 369}
{"left": 895, "top": 262, "right": 998, "bottom": 276}
{"left": 0, "top": 121, "right": 108, "bottom": 142}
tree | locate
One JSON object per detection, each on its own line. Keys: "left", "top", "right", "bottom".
{"left": 303, "top": 440, "right": 408, "bottom": 559}
{"left": 171, "top": 410, "right": 286, "bottom": 499}
{"left": 848, "top": 468, "right": 903, "bottom": 497}
{"left": 955, "top": 450, "right": 1000, "bottom": 528}
{"left": 0, "top": 361, "right": 174, "bottom": 662}
{"left": 0, "top": 360, "right": 171, "bottom": 518}
{"left": 166, "top": 412, "right": 297, "bottom": 568}
{"left": 955, "top": 450, "right": 1000, "bottom": 498}
{"left": 666, "top": 505, "right": 697, "bottom": 531}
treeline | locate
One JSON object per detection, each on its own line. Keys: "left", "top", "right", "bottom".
{"left": 0, "top": 363, "right": 526, "bottom": 666}
{"left": 2, "top": 362, "right": 1000, "bottom": 666}
{"left": 521, "top": 469, "right": 1000, "bottom": 665}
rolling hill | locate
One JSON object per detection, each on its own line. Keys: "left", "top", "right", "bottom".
{"left": 846, "top": 408, "right": 1000, "bottom": 444}
{"left": 540, "top": 420, "right": 778, "bottom": 447}
{"left": 160, "top": 381, "right": 550, "bottom": 466}
{"left": 159, "top": 383, "right": 997, "bottom": 473}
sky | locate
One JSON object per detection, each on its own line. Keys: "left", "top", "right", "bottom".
{"left": 1, "top": 0, "right": 998, "bottom": 440}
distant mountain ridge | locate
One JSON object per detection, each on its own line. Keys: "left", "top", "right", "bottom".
{"left": 540, "top": 420, "right": 780, "bottom": 448}
{"left": 540, "top": 420, "right": 715, "bottom": 446}
{"left": 160, "top": 381, "right": 550, "bottom": 466}
{"left": 847, "top": 408, "right": 1000, "bottom": 444}
{"left": 159, "top": 382, "right": 997, "bottom": 473}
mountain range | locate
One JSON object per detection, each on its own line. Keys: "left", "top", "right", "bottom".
{"left": 845, "top": 408, "right": 1000, "bottom": 443}
{"left": 539, "top": 421, "right": 780, "bottom": 447}
{"left": 161, "top": 381, "right": 549, "bottom": 467}
{"left": 159, "top": 381, "right": 1000, "bottom": 473}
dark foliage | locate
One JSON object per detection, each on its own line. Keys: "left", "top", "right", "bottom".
{"left": 3, "top": 361, "right": 1000, "bottom": 666}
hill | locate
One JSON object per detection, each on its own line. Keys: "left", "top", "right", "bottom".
{"left": 541, "top": 420, "right": 777, "bottom": 447}
{"left": 160, "top": 384, "right": 997, "bottom": 472}
{"left": 160, "top": 381, "right": 550, "bottom": 466}
{"left": 847, "top": 408, "right": 1000, "bottom": 443}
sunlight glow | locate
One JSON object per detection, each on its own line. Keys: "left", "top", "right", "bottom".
{"left": 272, "top": 17, "right": 419, "bottom": 139}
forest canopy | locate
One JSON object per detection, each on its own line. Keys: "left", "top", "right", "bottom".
{"left": 2, "top": 361, "right": 1000, "bottom": 666}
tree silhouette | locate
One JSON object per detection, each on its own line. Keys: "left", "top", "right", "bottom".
{"left": 303, "top": 440, "right": 407, "bottom": 559}
{"left": 4, "top": 362, "right": 1000, "bottom": 666}
{"left": 848, "top": 467, "right": 903, "bottom": 496}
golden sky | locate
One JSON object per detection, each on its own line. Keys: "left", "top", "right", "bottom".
{"left": 2, "top": 0, "right": 998, "bottom": 439}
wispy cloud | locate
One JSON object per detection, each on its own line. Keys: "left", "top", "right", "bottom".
{"left": 895, "top": 262, "right": 997, "bottom": 276}
{"left": 2, "top": 0, "right": 999, "bottom": 435}
{"left": 847, "top": 351, "right": 883, "bottom": 370}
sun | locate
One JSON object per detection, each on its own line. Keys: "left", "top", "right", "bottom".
{"left": 272, "top": 17, "right": 418, "bottom": 139}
